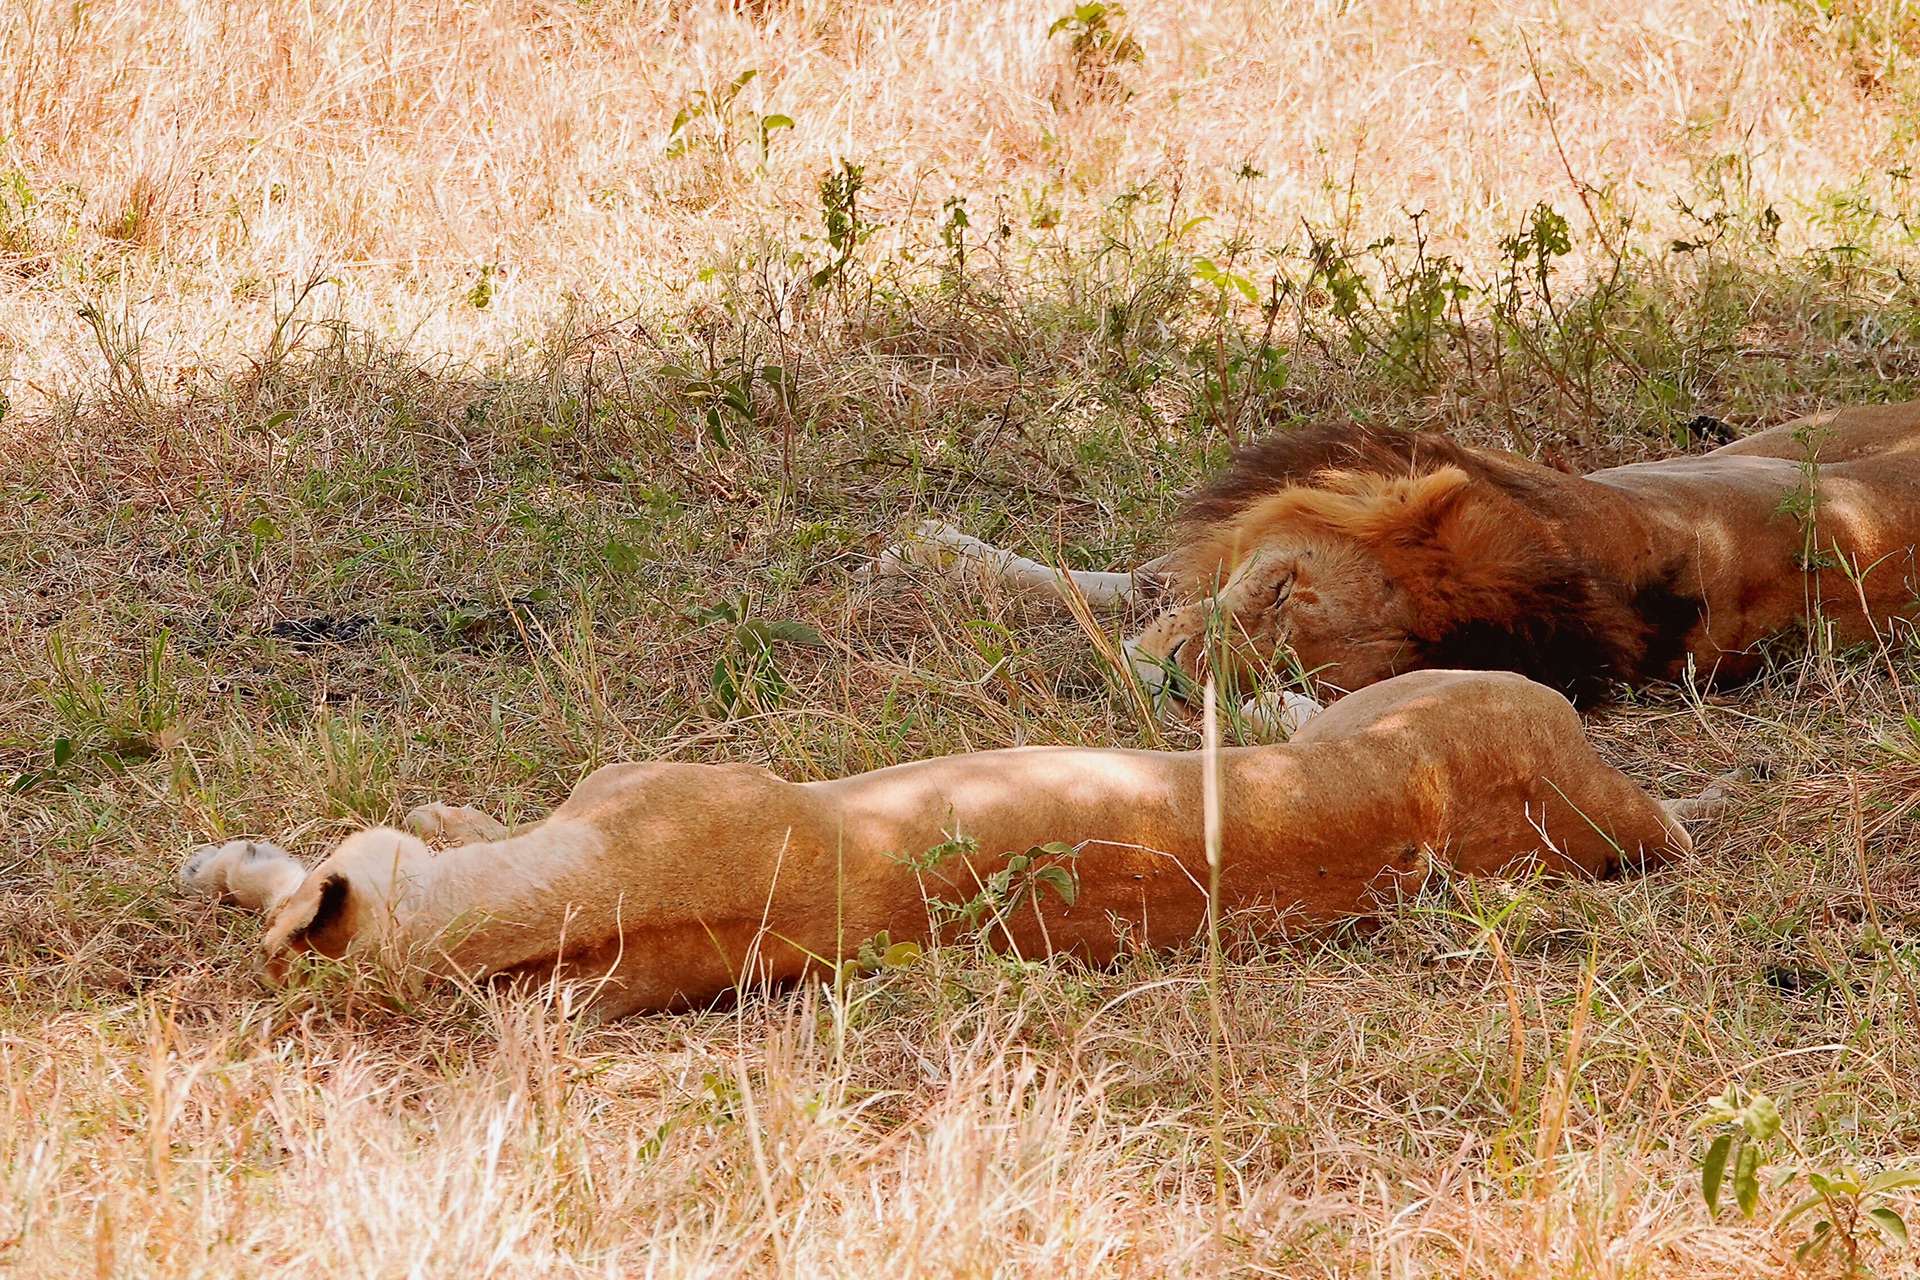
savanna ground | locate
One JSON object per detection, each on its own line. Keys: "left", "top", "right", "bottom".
{"left": 5, "top": 0, "right": 1920, "bottom": 1274}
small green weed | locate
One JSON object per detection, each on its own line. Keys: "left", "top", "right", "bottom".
{"left": 691, "top": 599, "right": 828, "bottom": 715}
{"left": 665, "top": 69, "right": 793, "bottom": 167}
{"left": 893, "top": 832, "right": 1082, "bottom": 942}
{"left": 1049, "top": 3, "right": 1143, "bottom": 98}
{"left": 1698, "top": 1086, "right": 1920, "bottom": 1271}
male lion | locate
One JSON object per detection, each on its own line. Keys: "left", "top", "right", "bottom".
{"left": 182, "top": 670, "right": 1724, "bottom": 1017}
{"left": 875, "top": 403, "right": 1920, "bottom": 706}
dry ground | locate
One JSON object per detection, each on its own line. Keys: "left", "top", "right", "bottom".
{"left": 5, "top": 0, "right": 1920, "bottom": 1275}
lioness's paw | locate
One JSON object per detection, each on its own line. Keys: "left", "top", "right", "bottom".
{"left": 180, "top": 839, "right": 267, "bottom": 892}
{"left": 1662, "top": 789, "right": 1729, "bottom": 824}
{"left": 180, "top": 840, "right": 308, "bottom": 913}
{"left": 179, "top": 841, "right": 231, "bottom": 891}
{"left": 1122, "top": 640, "right": 1171, "bottom": 702}
{"left": 404, "top": 803, "right": 509, "bottom": 845}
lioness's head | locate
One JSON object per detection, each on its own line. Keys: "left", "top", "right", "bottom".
{"left": 1125, "top": 465, "right": 1613, "bottom": 705}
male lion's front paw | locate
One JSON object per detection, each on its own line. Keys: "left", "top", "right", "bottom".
{"left": 859, "top": 521, "right": 983, "bottom": 581}
{"left": 1661, "top": 763, "right": 1768, "bottom": 825}
{"left": 1241, "top": 690, "right": 1325, "bottom": 741}
{"left": 404, "top": 803, "right": 510, "bottom": 846}
{"left": 180, "top": 840, "right": 309, "bottom": 913}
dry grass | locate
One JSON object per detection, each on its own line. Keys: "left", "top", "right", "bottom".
{"left": 6, "top": 0, "right": 1920, "bottom": 1275}
{"left": 0, "top": 0, "right": 1915, "bottom": 403}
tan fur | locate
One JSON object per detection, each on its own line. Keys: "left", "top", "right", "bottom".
{"left": 182, "top": 670, "right": 1694, "bottom": 1018}
{"left": 1128, "top": 404, "right": 1920, "bottom": 701}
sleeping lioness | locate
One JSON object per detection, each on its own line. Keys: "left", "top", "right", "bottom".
{"left": 182, "top": 670, "right": 1722, "bottom": 1017}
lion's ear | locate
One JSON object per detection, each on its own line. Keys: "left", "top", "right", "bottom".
{"left": 263, "top": 873, "right": 356, "bottom": 960}
{"left": 1344, "top": 467, "right": 1474, "bottom": 549}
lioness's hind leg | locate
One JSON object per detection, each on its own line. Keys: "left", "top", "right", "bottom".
{"left": 404, "top": 803, "right": 510, "bottom": 845}
{"left": 179, "top": 840, "right": 308, "bottom": 914}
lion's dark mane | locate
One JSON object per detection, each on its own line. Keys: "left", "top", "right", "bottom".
{"left": 1181, "top": 418, "right": 1579, "bottom": 522}
{"left": 1179, "top": 420, "right": 1703, "bottom": 704}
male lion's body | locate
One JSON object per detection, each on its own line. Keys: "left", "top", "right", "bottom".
{"left": 183, "top": 670, "right": 1693, "bottom": 1017}
{"left": 1117, "top": 403, "right": 1920, "bottom": 702}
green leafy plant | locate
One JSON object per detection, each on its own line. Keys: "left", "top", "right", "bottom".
{"left": 811, "top": 160, "right": 872, "bottom": 301}
{"left": 1190, "top": 255, "right": 1287, "bottom": 440}
{"left": 1696, "top": 1086, "right": 1919, "bottom": 1270}
{"left": 1777, "top": 421, "right": 1839, "bottom": 573}
{"left": 1049, "top": 3, "right": 1143, "bottom": 87}
{"left": 1302, "top": 228, "right": 1384, "bottom": 361}
{"left": 1497, "top": 201, "right": 1573, "bottom": 300}
{"left": 664, "top": 69, "right": 792, "bottom": 166}
{"left": 1191, "top": 255, "right": 1258, "bottom": 305}
{"left": 665, "top": 356, "right": 759, "bottom": 445}
{"left": 836, "top": 929, "right": 925, "bottom": 984}
{"left": 892, "top": 829, "right": 980, "bottom": 876}
{"left": 466, "top": 263, "right": 497, "bottom": 310}
{"left": 692, "top": 599, "right": 828, "bottom": 714}
{"left": 978, "top": 844, "right": 1080, "bottom": 921}
{"left": 1481, "top": 200, "right": 1634, "bottom": 440}
{"left": 598, "top": 535, "right": 647, "bottom": 574}
{"left": 1381, "top": 217, "right": 1472, "bottom": 386}
{"left": 894, "top": 835, "right": 1081, "bottom": 939}
{"left": 1077, "top": 182, "right": 1207, "bottom": 388}
{"left": 12, "top": 632, "right": 178, "bottom": 792}
{"left": 0, "top": 167, "right": 37, "bottom": 263}
{"left": 1298, "top": 214, "right": 1471, "bottom": 393}
{"left": 939, "top": 195, "right": 971, "bottom": 280}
